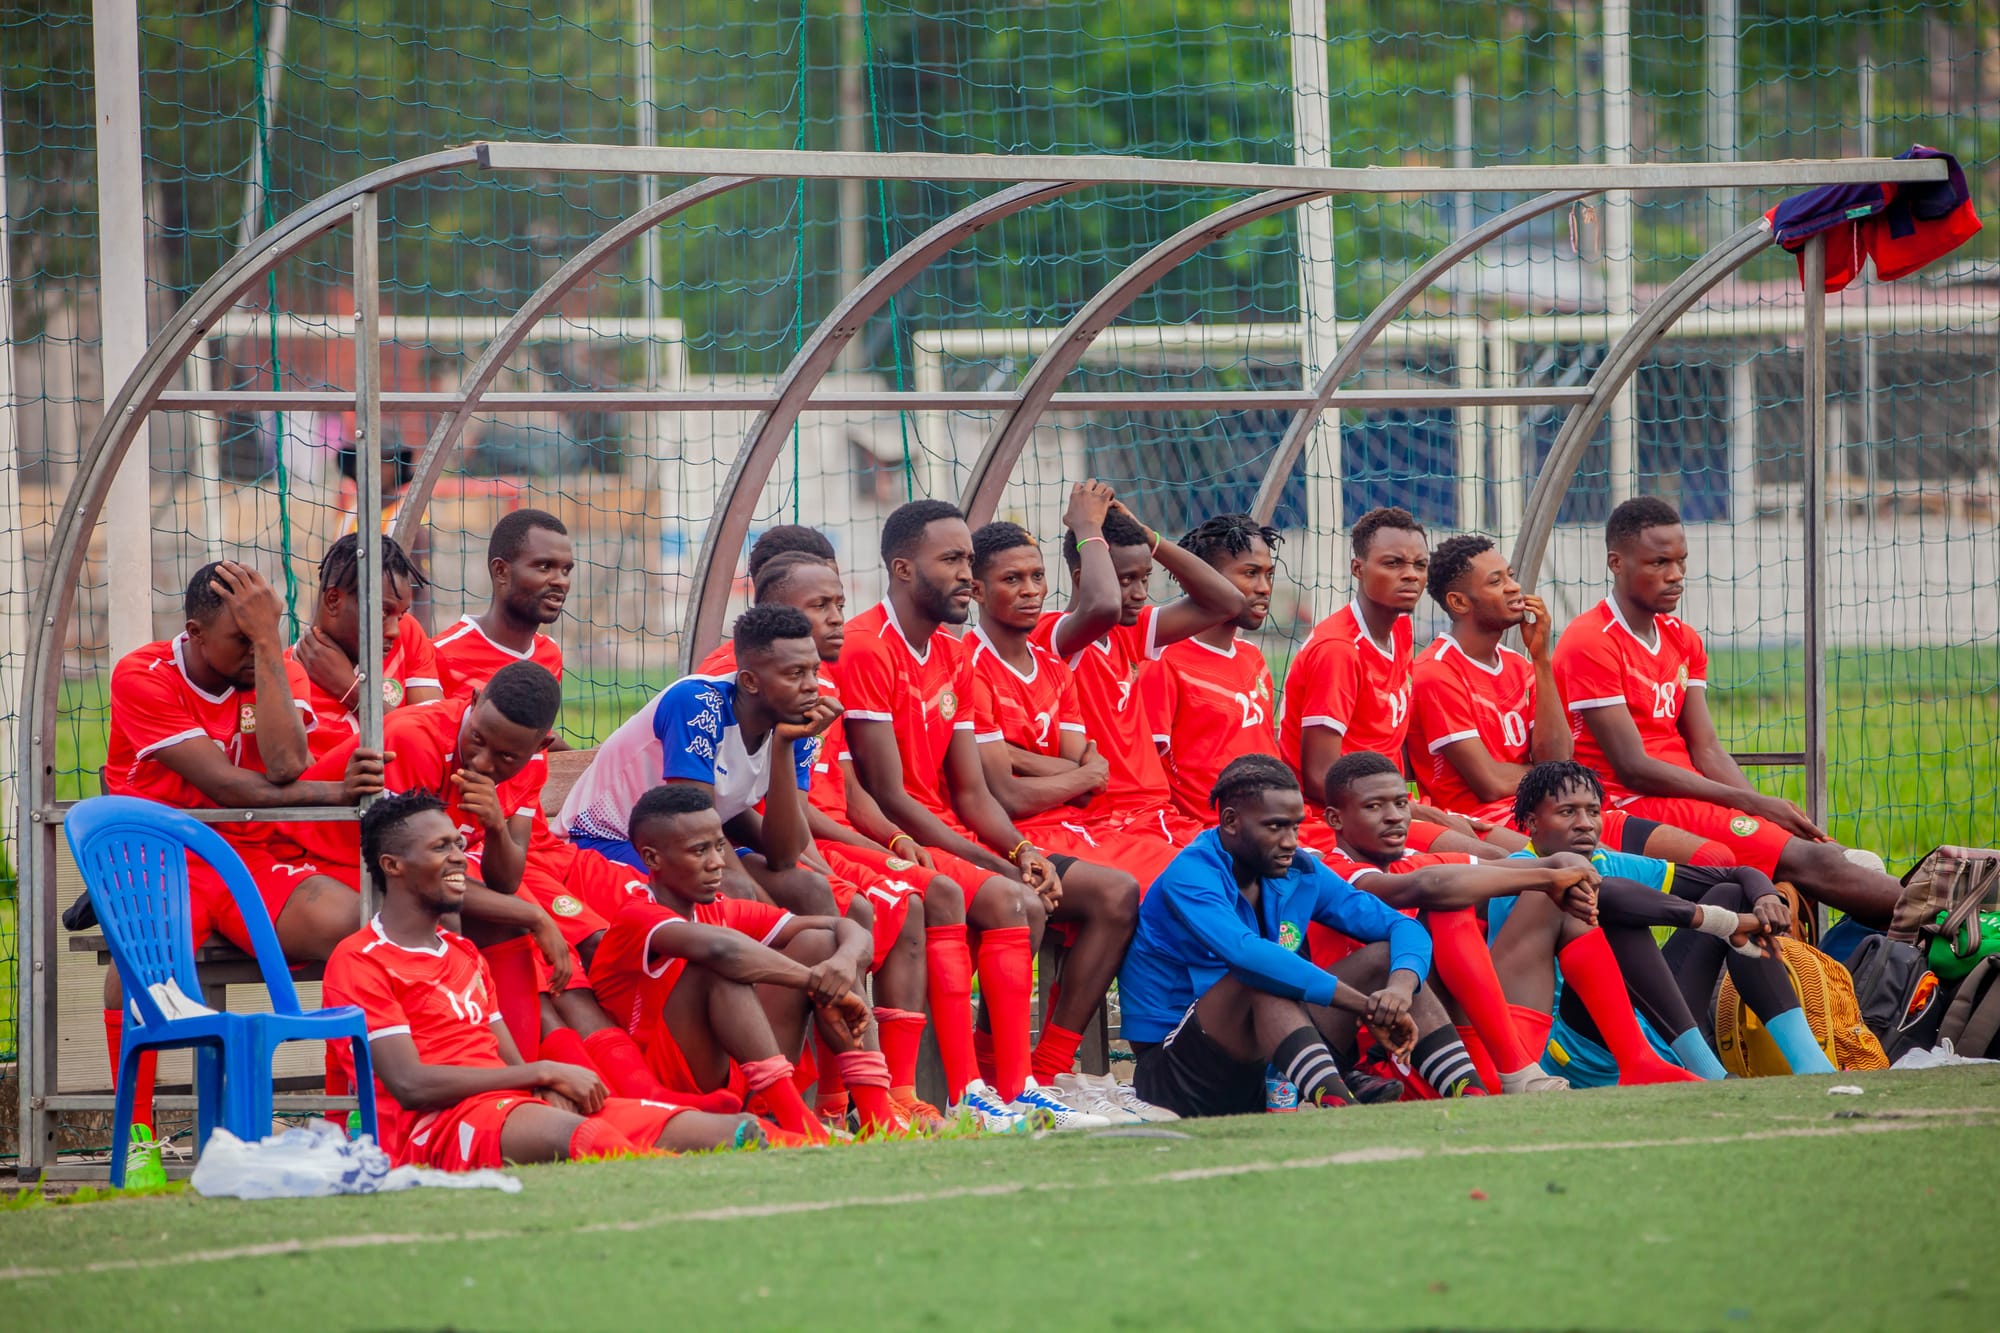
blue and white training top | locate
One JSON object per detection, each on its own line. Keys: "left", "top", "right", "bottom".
{"left": 556, "top": 674, "right": 818, "bottom": 840}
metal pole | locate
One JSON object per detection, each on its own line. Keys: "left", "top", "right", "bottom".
{"left": 1858, "top": 44, "right": 1880, "bottom": 496}
{"left": 1290, "top": 0, "right": 1342, "bottom": 596}
{"left": 93, "top": 0, "right": 156, "bottom": 659}
{"left": 1453, "top": 73, "right": 1480, "bottom": 532}
{"left": 837, "top": 0, "right": 869, "bottom": 373}
{"left": 1603, "top": 0, "right": 1637, "bottom": 508}
{"left": 1801, "top": 233, "right": 1828, "bottom": 829}
{"left": 353, "top": 193, "right": 384, "bottom": 921}
{"left": 634, "top": 0, "right": 661, "bottom": 466}
{"left": 0, "top": 111, "right": 25, "bottom": 873}
{"left": 1705, "top": 0, "right": 1738, "bottom": 252}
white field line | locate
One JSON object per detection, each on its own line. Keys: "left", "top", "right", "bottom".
{"left": 1, "top": 1113, "right": 1991, "bottom": 1283}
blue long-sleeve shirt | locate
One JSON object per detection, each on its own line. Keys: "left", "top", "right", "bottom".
{"left": 1118, "top": 828, "right": 1434, "bottom": 1043}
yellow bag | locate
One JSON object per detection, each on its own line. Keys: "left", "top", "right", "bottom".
{"left": 1715, "top": 937, "right": 1889, "bottom": 1076}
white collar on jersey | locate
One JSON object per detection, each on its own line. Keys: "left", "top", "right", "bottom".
{"left": 880, "top": 598, "right": 933, "bottom": 664}
{"left": 449, "top": 614, "right": 543, "bottom": 661}
{"left": 1602, "top": 596, "right": 1665, "bottom": 656}
{"left": 171, "top": 632, "right": 236, "bottom": 706}
{"left": 365, "top": 913, "right": 449, "bottom": 957}
{"left": 1347, "top": 598, "right": 1402, "bottom": 662}
{"left": 1436, "top": 632, "right": 1520, "bottom": 677}
{"left": 969, "top": 624, "right": 1038, "bottom": 683}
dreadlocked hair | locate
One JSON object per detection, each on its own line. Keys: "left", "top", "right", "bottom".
{"left": 1179, "top": 513, "right": 1282, "bottom": 567}
{"left": 1512, "top": 760, "right": 1607, "bottom": 831}
{"left": 319, "top": 532, "right": 428, "bottom": 596}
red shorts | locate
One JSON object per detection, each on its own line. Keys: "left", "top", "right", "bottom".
{"left": 532, "top": 842, "right": 653, "bottom": 922}
{"left": 519, "top": 863, "right": 613, "bottom": 950}
{"left": 1020, "top": 807, "right": 1191, "bottom": 893}
{"left": 819, "top": 842, "right": 926, "bottom": 971}
{"left": 634, "top": 977, "right": 748, "bottom": 1106}
{"left": 1307, "top": 905, "right": 1416, "bottom": 973}
{"left": 1614, "top": 795, "right": 1790, "bottom": 876}
{"left": 401, "top": 1088, "right": 687, "bottom": 1170}
{"left": 184, "top": 842, "right": 349, "bottom": 952}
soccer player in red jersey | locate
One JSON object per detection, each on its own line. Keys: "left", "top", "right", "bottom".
{"left": 1412, "top": 534, "right": 1727, "bottom": 865}
{"left": 102, "top": 561, "right": 386, "bottom": 1131}
{"left": 1314, "top": 753, "right": 1590, "bottom": 1095}
{"left": 591, "top": 784, "right": 905, "bottom": 1140}
{"left": 842, "top": 500, "right": 1106, "bottom": 1130}
{"left": 434, "top": 508, "right": 570, "bottom": 706}
{"left": 1332, "top": 753, "right": 1705, "bottom": 1087}
{"left": 323, "top": 791, "right": 760, "bottom": 1167}
{"left": 285, "top": 534, "right": 442, "bottom": 758}
{"left": 1552, "top": 498, "right": 1899, "bottom": 922}
{"left": 1035, "top": 480, "right": 1245, "bottom": 844}
{"left": 1148, "top": 514, "right": 1283, "bottom": 821}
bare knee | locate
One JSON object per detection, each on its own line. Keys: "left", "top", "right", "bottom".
{"left": 924, "top": 875, "right": 965, "bottom": 923}
{"left": 845, "top": 896, "right": 876, "bottom": 931}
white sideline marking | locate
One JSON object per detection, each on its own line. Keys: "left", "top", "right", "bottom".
{"left": 0, "top": 1114, "right": 1990, "bottom": 1283}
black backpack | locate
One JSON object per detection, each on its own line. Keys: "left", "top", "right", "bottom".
{"left": 1846, "top": 933, "right": 1945, "bottom": 1062}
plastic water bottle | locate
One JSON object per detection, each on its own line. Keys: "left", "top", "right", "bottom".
{"left": 1264, "top": 1068, "right": 1300, "bottom": 1112}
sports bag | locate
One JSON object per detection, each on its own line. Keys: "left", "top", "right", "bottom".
{"left": 1715, "top": 937, "right": 1889, "bottom": 1076}
{"left": 1890, "top": 845, "right": 2000, "bottom": 946}
{"left": 1936, "top": 955, "right": 2000, "bottom": 1060}
{"left": 1845, "top": 933, "right": 1945, "bottom": 1062}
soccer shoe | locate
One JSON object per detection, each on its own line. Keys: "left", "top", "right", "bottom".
{"left": 124, "top": 1124, "right": 168, "bottom": 1190}
{"left": 1087, "top": 1071, "right": 1180, "bottom": 1122}
{"left": 950, "top": 1079, "right": 1029, "bottom": 1134}
{"left": 1009, "top": 1078, "right": 1112, "bottom": 1131}
{"left": 894, "top": 1097, "right": 950, "bottom": 1135}
{"left": 1344, "top": 1068, "right": 1405, "bottom": 1105}
{"left": 1498, "top": 1065, "right": 1570, "bottom": 1095}
{"left": 1050, "top": 1071, "right": 1144, "bottom": 1125}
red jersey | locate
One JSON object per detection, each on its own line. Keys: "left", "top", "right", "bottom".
{"left": 1551, "top": 598, "right": 1708, "bottom": 802}
{"left": 589, "top": 894, "right": 792, "bottom": 1039}
{"left": 288, "top": 698, "right": 545, "bottom": 867}
{"left": 283, "top": 614, "right": 443, "bottom": 758}
{"left": 1305, "top": 846, "right": 1480, "bottom": 969}
{"left": 1408, "top": 634, "right": 1537, "bottom": 819}
{"left": 104, "top": 635, "right": 310, "bottom": 850}
{"left": 838, "top": 602, "right": 973, "bottom": 817}
{"left": 968, "top": 627, "right": 1086, "bottom": 761}
{"left": 321, "top": 919, "right": 508, "bottom": 1163}
{"left": 433, "top": 615, "right": 564, "bottom": 701}
{"left": 1278, "top": 602, "right": 1413, "bottom": 775}
{"left": 1148, "top": 634, "right": 1277, "bottom": 819}
{"left": 1031, "top": 606, "right": 1171, "bottom": 814}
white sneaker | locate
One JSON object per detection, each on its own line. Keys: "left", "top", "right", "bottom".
{"left": 1092, "top": 1070, "right": 1180, "bottom": 1122}
{"left": 1009, "top": 1078, "right": 1112, "bottom": 1131}
{"left": 950, "top": 1079, "right": 1028, "bottom": 1134}
{"left": 1498, "top": 1065, "right": 1570, "bottom": 1094}
{"left": 1051, "top": 1071, "right": 1144, "bottom": 1125}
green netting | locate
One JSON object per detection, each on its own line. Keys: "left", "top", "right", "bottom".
{"left": 2, "top": 2, "right": 1998, "bottom": 1069}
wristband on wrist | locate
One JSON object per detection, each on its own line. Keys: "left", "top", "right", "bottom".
{"left": 1076, "top": 534, "right": 1109, "bottom": 552}
{"left": 1007, "top": 838, "right": 1034, "bottom": 865}
{"left": 1148, "top": 527, "right": 1162, "bottom": 555}
{"left": 888, "top": 833, "right": 917, "bottom": 856}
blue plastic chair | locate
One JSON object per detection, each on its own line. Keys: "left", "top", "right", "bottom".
{"left": 64, "top": 796, "right": 378, "bottom": 1185}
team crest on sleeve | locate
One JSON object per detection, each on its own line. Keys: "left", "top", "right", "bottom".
{"left": 549, "top": 895, "right": 584, "bottom": 918}
{"left": 1729, "top": 815, "right": 1759, "bottom": 837}
{"left": 938, "top": 689, "right": 958, "bottom": 721}
{"left": 238, "top": 704, "right": 257, "bottom": 734}
{"left": 384, "top": 678, "right": 406, "bottom": 708}
{"left": 1278, "top": 921, "right": 1303, "bottom": 952}
{"left": 1676, "top": 665, "right": 1690, "bottom": 688}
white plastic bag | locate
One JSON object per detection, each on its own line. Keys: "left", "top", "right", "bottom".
{"left": 190, "top": 1123, "right": 522, "bottom": 1199}
{"left": 1889, "top": 1038, "right": 2000, "bottom": 1071}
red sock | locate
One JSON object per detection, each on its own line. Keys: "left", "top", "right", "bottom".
{"left": 874, "top": 1007, "right": 927, "bottom": 1101}
{"left": 104, "top": 1009, "right": 157, "bottom": 1134}
{"left": 568, "top": 1114, "right": 645, "bottom": 1161}
{"left": 742, "top": 1055, "right": 829, "bottom": 1142}
{"left": 1557, "top": 930, "right": 1704, "bottom": 1085}
{"left": 977, "top": 926, "right": 1033, "bottom": 1102}
{"left": 1510, "top": 1003, "right": 1555, "bottom": 1060}
{"left": 1689, "top": 840, "right": 1735, "bottom": 867}
{"left": 1455, "top": 1025, "right": 1502, "bottom": 1093}
{"left": 539, "top": 1027, "right": 598, "bottom": 1075}
{"left": 582, "top": 1027, "right": 664, "bottom": 1100}
{"left": 481, "top": 937, "right": 544, "bottom": 1061}
{"left": 1031, "top": 1022, "right": 1085, "bottom": 1086}
{"left": 972, "top": 1026, "right": 998, "bottom": 1088}
{"left": 835, "top": 1050, "right": 898, "bottom": 1134}
{"left": 814, "top": 1042, "right": 849, "bottom": 1120}
{"left": 1428, "top": 908, "right": 1533, "bottom": 1071}
{"left": 795, "top": 1039, "right": 821, "bottom": 1095}
{"left": 925, "top": 924, "right": 978, "bottom": 1102}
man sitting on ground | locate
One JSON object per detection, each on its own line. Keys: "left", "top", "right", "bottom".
{"left": 1120, "top": 755, "right": 1496, "bottom": 1117}
{"left": 1411, "top": 533, "right": 1728, "bottom": 865}
{"left": 1502, "top": 761, "right": 1836, "bottom": 1084}
{"left": 286, "top": 533, "right": 442, "bottom": 757}
{"left": 1313, "top": 752, "right": 1590, "bottom": 1095}
{"left": 588, "top": 784, "right": 906, "bottom": 1142}
{"left": 435, "top": 508, "right": 571, "bottom": 704}
{"left": 323, "top": 791, "right": 760, "bottom": 1168}
{"left": 1552, "top": 498, "right": 1900, "bottom": 923}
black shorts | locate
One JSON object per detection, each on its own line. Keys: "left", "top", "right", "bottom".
{"left": 1047, "top": 853, "right": 1080, "bottom": 878}
{"left": 1132, "top": 1002, "right": 1268, "bottom": 1119}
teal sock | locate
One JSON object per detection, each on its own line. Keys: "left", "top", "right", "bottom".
{"left": 1764, "top": 1007, "right": 1837, "bottom": 1075}
{"left": 1668, "top": 1029, "right": 1729, "bottom": 1080}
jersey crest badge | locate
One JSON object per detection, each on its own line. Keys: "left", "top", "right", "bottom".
{"left": 550, "top": 894, "right": 584, "bottom": 918}
{"left": 384, "top": 678, "right": 406, "bottom": 708}
{"left": 1729, "top": 815, "right": 1759, "bottom": 837}
{"left": 1676, "top": 665, "right": 1690, "bottom": 687}
{"left": 938, "top": 689, "right": 958, "bottom": 721}
{"left": 885, "top": 856, "right": 916, "bottom": 871}
{"left": 1278, "top": 921, "right": 1303, "bottom": 952}
{"left": 238, "top": 705, "right": 256, "bottom": 734}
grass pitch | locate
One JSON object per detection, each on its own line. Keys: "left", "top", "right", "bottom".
{"left": 5, "top": 1067, "right": 1998, "bottom": 1331}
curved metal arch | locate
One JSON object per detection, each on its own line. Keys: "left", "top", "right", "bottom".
{"left": 392, "top": 174, "right": 754, "bottom": 549}
{"left": 1509, "top": 220, "right": 1775, "bottom": 591}
{"left": 18, "top": 147, "right": 484, "bottom": 812}
{"left": 681, "top": 179, "right": 1087, "bottom": 670}
{"left": 1249, "top": 189, "right": 1597, "bottom": 525}
{"left": 957, "top": 188, "right": 1327, "bottom": 524}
